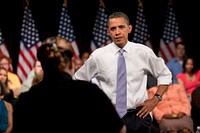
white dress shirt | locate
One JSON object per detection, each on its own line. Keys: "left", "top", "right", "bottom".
{"left": 73, "top": 41, "right": 172, "bottom": 109}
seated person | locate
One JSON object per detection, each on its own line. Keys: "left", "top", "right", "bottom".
{"left": 74, "top": 58, "right": 83, "bottom": 72}
{"left": 191, "top": 86, "right": 200, "bottom": 132}
{"left": 166, "top": 42, "right": 186, "bottom": 84}
{"left": 0, "top": 80, "right": 13, "bottom": 133}
{"left": 177, "top": 57, "right": 200, "bottom": 100}
{"left": 20, "top": 60, "right": 43, "bottom": 94}
{"left": 0, "top": 67, "right": 17, "bottom": 106}
{"left": 0, "top": 55, "right": 21, "bottom": 98}
{"left": 148, "top": 84, "right": 194, "bottom": 133}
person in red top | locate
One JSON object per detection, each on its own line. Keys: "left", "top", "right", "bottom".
{"left": 177, "top": 57, "right": 200, "bottom": 100}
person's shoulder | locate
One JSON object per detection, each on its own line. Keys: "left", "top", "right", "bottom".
{"left": 4, "top": 100, "right": 13, "bottom": 112}
{"left": 70, "top": 80, "right": 106, "bottom": 95}
{"left": 27, "top": 70, "right": 35, "bottom": 79}
{"left": 71, "top": 79, "right": 99, "bottom": 89}
{"left": 17, "top": 88, "right": 31, "bottom": 100}
{"left": 128, "top": 42, "right": 156, "bottom": 58}
{"left": 130, "top": 41, "right": 147, "bottom": 47}
{"left": 129, "top": 42, "right": 153, "bottom": 51}
{"left": 176, "top": 72, "right": 184, "bottom": 78}
{"left": 166, "top": 58, "right": 176, "bottom": 64}
{"left": 8, "top": 72, "right": 20, "bottom": 79}
{"left": 18, "top": 82, "right": 41, "bottom": 100}
{"left": 14, "top": 83, "right": 43, "bottom": 111}
{"left": 91, "top": 43, "right": 112, "bottom": 55}
{"left": 8, "top": 72, "right": 17, "bottom": 76}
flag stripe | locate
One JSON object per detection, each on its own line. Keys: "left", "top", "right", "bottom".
{"left": 90, "top": 1, "right": 111, "bottom": 52}
{"left": 71, "top": 41, "right": 79, "bottom": 59}
{"left": 0, "top": 44, "right": 9, "bottom": 57}
{"left": 17, "top": 59, "right": 28, "bottom": 82}
{"left": 17, "top": 6, "right": 41, "bottom": 82}
{"left": 0, "top": 29, "right": 13, "bottom": 72}
{"left": 58, "top": 3, "right": 80, "bottom": 59}
{"left": 132, "top": 4, "right": 152, "bottom": 48}
{"left": 158, "top": 3, "right": 183, "bottom": 63}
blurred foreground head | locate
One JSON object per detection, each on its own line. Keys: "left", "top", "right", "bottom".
{"left": 37, "top": 43, "right": 73, "bottom": 77}
{"left": 42, "top": 36, "right": 74, "bottom": 55}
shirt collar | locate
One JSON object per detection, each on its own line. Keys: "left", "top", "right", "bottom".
{"left": 111, "top": 41, "right": 131, "bottom": 54}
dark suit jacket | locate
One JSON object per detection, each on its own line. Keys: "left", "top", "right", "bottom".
{"left": 12, "top": 72, "right": 123, "bottom": 133}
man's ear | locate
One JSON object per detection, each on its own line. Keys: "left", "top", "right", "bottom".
{"left": 128, "top": 25, "right": 132, "bottom": 33}
{"left": 107, "top": 28, "right": 111, "bottom": 36}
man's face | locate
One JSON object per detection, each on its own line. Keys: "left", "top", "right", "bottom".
{"left": 176, "top": 44, "right": 185, "bottom": 58}
{"left": 107, "top": 17, "right": 132, "bottom": 48}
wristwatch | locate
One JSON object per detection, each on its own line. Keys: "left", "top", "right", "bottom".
{"left": 154, "top": 94, "right": 162, "bottom": 101}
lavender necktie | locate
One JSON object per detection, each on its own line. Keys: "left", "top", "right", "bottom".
{"left": 116, "top": 49, "right": 127, "bottom": 118}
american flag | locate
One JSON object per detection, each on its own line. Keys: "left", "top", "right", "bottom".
{"left": 132, "top": 4, "right": 152, "bottom": 49}
{"left": 90, "top": 1, "right": 112, "bottom": 52}
{"left": 58, "top": 3, "right": 79, "bottom": 59}
{"left": 0, "top": 29, "right": 13, "bottom": 72}
{"left": 17, "top": 6, "right": 41, "bottom": 82}
{"left": 158, "top": 2, "right": 183, "bottom": 63}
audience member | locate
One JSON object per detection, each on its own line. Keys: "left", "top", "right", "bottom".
{"left": 191, "top": 86, "right": 200, "bottom": 132}
{"left": 74, "top": 58, "right": 83, "bottom": 72}
{"left": 0, "top": 67, "right": 17, "bottom": 106}
{"left": 12, "top": 43, "right": 126, "bottom": 133}
{"left": 20, "top": 60, "right": 43, "bottom": 94}
{"left": 0, "top": 55, "right": 21, "bottom": 98}
{"left": 0, "top": 80, "right": 13, "bottom": 133}
{"left": 177, "top": 57, "right": 200, "bottom": 100}
{"left": 166, "top": 42, "right": 186, "bottom": 84}
{"left": 73, "top": 11, "right": 172, "bottom": 132}
{"left": 81, "top": 51, "right": 90, "bottom": 63}
{"left": 148, "top": 84, "right": 194, "bottom": 133}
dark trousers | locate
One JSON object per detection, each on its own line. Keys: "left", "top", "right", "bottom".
{"left": 122, "top": 107, "right": 152, "bottom": 133}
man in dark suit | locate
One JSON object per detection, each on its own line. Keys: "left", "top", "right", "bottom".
{"left": 12, "top": 43, "right": 126, "bottom": 133}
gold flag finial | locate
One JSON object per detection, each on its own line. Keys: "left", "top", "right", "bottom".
{"left": 64, "top": 0, "right": 67, "bottom": 6}
{"left": 137, "top": 0, "right": 144, "bottom": 9}
{"left": 24, "top": 0, "right": 29, "bottom": 7}
{"left": 169, "top": 0, "right": 173, "bottom": 5}
{"left": 100, "top": 0, "right": 105, "bottom": 8}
